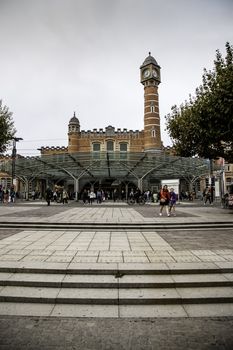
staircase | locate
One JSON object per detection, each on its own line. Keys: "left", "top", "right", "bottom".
{"left": 0, "top": 263, "right": 233, "bottom": 317}
{"left": 1, "top": 221, "right": 233, "bottom": 230}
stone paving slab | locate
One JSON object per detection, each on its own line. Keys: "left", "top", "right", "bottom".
{"left": 57, "top": 287, "right": 118, "bottom": 303}
{"left": 183, "top": 303, "right": 233, "bottom": 317}
{"left": 1, "top": 229, "right": 233, "bottom": 264}
{"left": 0, "top": 302, "right": 54, "bottom": 316}
{"left": 176, "top": 286, "right": 233, "bottom": 299}
{"left": 0, "top": 202, "right": 233, "bottom": 224}
{"left": 119, "top": 304, "right": 188, "bottom": 318}
{"left": 171, "top": 273, "right": 229, "bottom": 283}
{"left": 0, "top": 285, "right": 59, "bottom": 301}
{"left": 119, "top": 274, "right": 174, "bottom": 285}
{"left": 51, "top": 304, "right": 119, "bottom": 318}
{"left": 8, "top": 272, "right": 65, "bottom": 284}
{"left": 62, "top": 274, "right": 118, "bottom": 286}
{"left": 119, "top": 288, "right": 180, "bottom": 302}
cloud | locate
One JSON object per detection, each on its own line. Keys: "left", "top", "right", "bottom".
{"left": 0, "top": 0, "right": 232, "bottom": 155}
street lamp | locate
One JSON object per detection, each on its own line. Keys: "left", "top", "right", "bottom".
{"left": 11, "top": 137, "right": 23, "bottom": 185}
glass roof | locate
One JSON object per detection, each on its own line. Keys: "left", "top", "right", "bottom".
{"left": 1, "top": 151, "right": 214, "bottom": 183}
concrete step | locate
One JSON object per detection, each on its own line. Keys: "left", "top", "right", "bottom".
{"left": 1, "top": 302, "right": 233, "bottom": 318}
{"left": 0, "top": 272, "right": 233, "bottom": 289}
{"left": 0, "top": 264, "right": 233, "bottom": 316}
{"left": 1, "top": 261, "right": 233, "bottom": 275}
{"left": 0, "top": 285, "right": 233, "bottom": 305}
{"left": 1, "top": 221, "right": 233, "bottom": 230}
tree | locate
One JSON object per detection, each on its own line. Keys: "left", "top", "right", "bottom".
{"left": 0, "top": 100, "right": 16, "bottom": 154}
{"left": 165, "top": 42, "right": 233, "bottom": 162}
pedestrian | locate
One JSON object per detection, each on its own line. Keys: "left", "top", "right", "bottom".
{"left": 0, "top": 186, "right": 3, "bottom": 203}
{"left": 10, "top": 186, "right": 16, "bottom": 203}
{"left": 82, "top": 189, "right": 88, "bottom": 204}
{"left": 159, "top": 185, "right": 170, "bottom": 216}
{"left": 89, "top": 190, "right": 96, "bottom": 204}
{"left": 96, "top": 189, "right": 102, "bottom": 204}
{"left": 204, "top": 187, "right": 212, "bottom": 205}
{"left": 4, "top": 188, "right": 9, "bottom": 204}
{"left": 45, "top": 187, "right": 53, "bottom": 206}
{"left": 113, "top": 189, "right": 118, "bottom": 202}
{"left": 53, "top": 190, "right": 58, "bottom": 202}
{"left": 62, "top": 189, "right": 68, "bottom": 204}
{"left": 169, "top": 188, "right": 177, "bottom": 216}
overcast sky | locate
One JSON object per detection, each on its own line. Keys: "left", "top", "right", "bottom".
{"left": 0, "top": 0, "right": 232, "bottom": 156}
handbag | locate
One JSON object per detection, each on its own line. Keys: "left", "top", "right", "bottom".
{"left": 160, "top": 198, "right": 165, "bottom": 203}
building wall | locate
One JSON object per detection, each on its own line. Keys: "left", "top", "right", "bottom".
{"left": 68, "top": 127, "right": 145, "bottom": 153}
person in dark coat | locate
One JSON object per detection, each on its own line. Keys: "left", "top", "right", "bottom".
{"left": 45, "top": 187, "right": 53, "bottom": 206}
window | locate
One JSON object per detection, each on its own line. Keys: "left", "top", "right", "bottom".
{"left": 120, "top": 143, "right": 128, "bottom": 159}
{"left": 93, "top": 143, "right": 101, "bottom": 152}
{"left": 151, "top": 129, "right": 156, "bottom": 138}
{"left": 150, "top": 102, "right": 155, "bottom": 113}
{"left": 92, "top": 143, "right": 101, "bottom": 159}
{"left": 226, "top": 177, "right": 232, "bottom": 184}
{"left": 120, "top": 143, "right": 128, "bottom": 152}
{"left": 107, "top": 140, "right": 114, "bottom": 151}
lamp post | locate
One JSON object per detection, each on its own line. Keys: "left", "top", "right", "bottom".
{"left": 11, "top": 137, "right": 23, "bottom": 186}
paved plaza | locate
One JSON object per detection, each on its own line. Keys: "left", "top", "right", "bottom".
{"left": 0, "top": 200, "right": 233, "bottom": 264}
{"left": 0, "top": 200, "right": 233, "bottom": 349}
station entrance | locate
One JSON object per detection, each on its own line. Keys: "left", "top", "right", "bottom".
{"left": 2, "top": 151, "right": 216, "bottom": 201}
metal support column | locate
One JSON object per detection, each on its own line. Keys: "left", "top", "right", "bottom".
{"left": 74, "top": 178, "right": 79, "bottom": 201}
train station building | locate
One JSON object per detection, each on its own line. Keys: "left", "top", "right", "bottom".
{"left": 1, "top": 53, "right": 222, "bottom": 200}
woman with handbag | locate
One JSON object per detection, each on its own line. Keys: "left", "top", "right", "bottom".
{"left": 159, "top": 185, "right": 170, "bottom": 216}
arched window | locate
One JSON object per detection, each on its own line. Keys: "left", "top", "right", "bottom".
{"left": 92, "top": 143, "right": 101, "bottom": 159}
{"left": 120, "top": 143, "right": 128, "bottom": 152}
{"left": 150, "top": 102, "right": 155, "bottom": 113}
{"left": 120, "top": 143, "right": 128, "bottom": 159}
{"left": 151, "top": 129, "right": 156, "bottom": 138}
{"left": 93, "top": 143, "right": 101, "bottom": 152}
{"left": 107, "top": 140, "right": 114, "bottom": 151}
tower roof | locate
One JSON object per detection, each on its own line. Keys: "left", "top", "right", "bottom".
{"left": 69, "top": 112, "right": 80, "bottom": 125}
{"left": 140, "top": 52, "right": 159, "bottom": 68}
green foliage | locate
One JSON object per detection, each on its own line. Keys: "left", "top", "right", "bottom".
{"left": 165, "top": 42, "right": 233, "bottom": 162}
{"left": 0, "top": 100, "right": 16, "bottom": 154}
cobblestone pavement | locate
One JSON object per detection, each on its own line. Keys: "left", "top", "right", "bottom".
{"left": 0, "top": 316, "right": 233, "bottom": 350}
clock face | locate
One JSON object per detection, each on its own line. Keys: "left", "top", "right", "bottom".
{"left": 143, "top": 69, "right": 150, "bottom": 78}
{"left": 152, "top": 69, "right": 158, "bottom": 78}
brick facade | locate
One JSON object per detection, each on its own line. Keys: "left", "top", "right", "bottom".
{"left": 40, "top": 53, "right": 162, "bottom": 155}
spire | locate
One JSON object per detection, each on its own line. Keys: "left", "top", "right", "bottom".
{"left": 140, "top": 52, "right": 159, "bottom": 68}
{"left": 69, "top": 111, "right": 80, "bottom": 125}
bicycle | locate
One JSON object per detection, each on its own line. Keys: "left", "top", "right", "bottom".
{"left": 127, "top": 195, "right": 145, "bottom": 205}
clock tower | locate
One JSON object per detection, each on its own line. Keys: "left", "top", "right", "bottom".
{"left": 140, "top": 52, "right": 162, "bottom": 151}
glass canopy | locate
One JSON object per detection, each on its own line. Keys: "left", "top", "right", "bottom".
{"left": 2, "top": 151, "right": 212, "bottom": 184}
